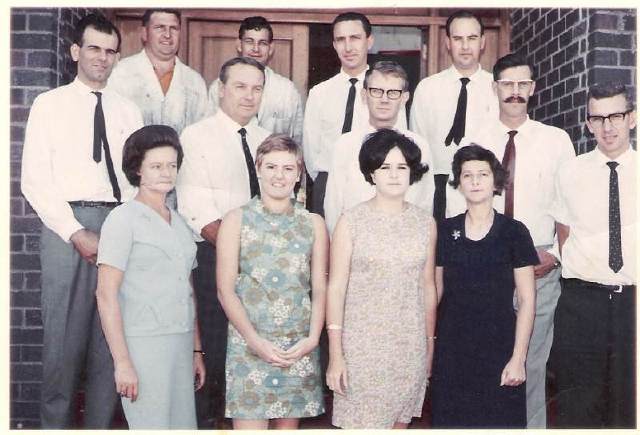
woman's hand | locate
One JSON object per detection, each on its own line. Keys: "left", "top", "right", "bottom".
{"left": 282, "top": 337, "right": 318, "bottom": 362}
{"left": 115, "top": 359, "right": 139, "bottom": 401}
{"left": 247, "top": 336, "right": 292, "bottom": 368}
{"left": 500, "top": 356, "right": 526, "bottom": 387}
{"left": 326, "top": 354, "right": 349, "bottom": 396}
{"left": 193, "top": 353, "right": 206, "bottom": 391}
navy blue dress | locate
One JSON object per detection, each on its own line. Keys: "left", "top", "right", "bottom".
{"left": 431, "top": 212, "right": 538, "bottom": 428}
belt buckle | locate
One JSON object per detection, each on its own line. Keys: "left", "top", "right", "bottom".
{"left": 613, "top": 285, "right": 623, "bottom": 293}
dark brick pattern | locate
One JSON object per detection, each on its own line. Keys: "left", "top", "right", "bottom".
{"left": 10, "top": 8, "right": 104, "bottom": 429}
{"left": 511, "top": 8, "right": 636, "bottom": 154}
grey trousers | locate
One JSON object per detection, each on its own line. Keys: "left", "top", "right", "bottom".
{"left": 39, "top": 205, "right": 117, "bottom": 428}
{"left": 525, "top": 265, "right": 561, "bottom": 428}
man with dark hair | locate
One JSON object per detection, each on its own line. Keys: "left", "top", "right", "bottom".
{"left": 551, "top": 83, "right": 636, "bottom": 428}
{"left": 304, "top": 12, "right": 406, "bottom": 216}
{"left": 21, "top": 13, "right": 143, "bottom": 428}
{"left": 411, "top": 9, "right": 498, "bottom": 223}
{"left": 209, "top": 16, "right": 304, "bottom": 144}
{"left": 109, "top": 9, "right": 209, "bottom": 135}
{"left": 324, "top": 60, "right": 434, "bottom": 234}
{"left": 176, "top": 56, "right": 270, "bottom": 428}
{"left": 446, "top": 52, "right": 575, "bottom": 428}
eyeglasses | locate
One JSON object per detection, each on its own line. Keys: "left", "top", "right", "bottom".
{"left": 496, "top": 79, "right": 534, "bottom": 91}
{"left": 366, "top": 87, "right": 404, "bottom": 100}
{"left": 587, "top": 110, "right": 632, "bottom": 127}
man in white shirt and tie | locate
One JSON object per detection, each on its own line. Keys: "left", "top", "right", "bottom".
{"left": 446, "top": 52, "right": 576, "bottom": 428}
{"left": 176, "top": 56, "right": 270, "bottom": 428}
{"left": 410, "top": 10, "right": 498, "bottom": 223}
{"left": 208, "top": 16, "right": 304, "bottom": 145}
{"left": 324, "top": 60, "right": 434, "bottom": 235}
{"left": 305, "top": 12, "right": 409, "bottom": 216}
{"left": 21, "top": 14, "right": 143, "bottom": 428}
{"left": 551, "top": 82, "right": 636, "bottom": 428}
{"left": 108, "top": 9, "right": 209, "bottom": 135}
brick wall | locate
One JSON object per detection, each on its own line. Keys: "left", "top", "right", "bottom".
{"left": 10, "top": 8, "right": 104, "bottom": 429}
{"left": 511, "top": 8, "right": 637, "bottom": 154}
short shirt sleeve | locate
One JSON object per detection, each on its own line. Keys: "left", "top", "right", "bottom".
{"left": 97, "top": 205, "right": 134, "bottom": 271}
{"left": 509, "top": 219, "right": 540, "bottom": 269}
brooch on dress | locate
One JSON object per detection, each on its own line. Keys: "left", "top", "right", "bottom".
{"left": 452, "top": 230, "right": 461, "bottom": 240}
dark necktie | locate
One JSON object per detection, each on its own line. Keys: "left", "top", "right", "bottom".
{"left": 92, "top": 91, "right": 121, "bottom": 202}
{"left": 607, "top": 161, "right": 623, "bottom": 273}
{"left": 238, "top": 128, "right": 260, "bottom": 198}
{"left": 502, "top": 130, "right": 518, "bottom": 218}
{"left": 445, "top": 77, "right": 471, "bottom": 146}
{"left": 342, "top": 78, "right": 358, "bottom": 134}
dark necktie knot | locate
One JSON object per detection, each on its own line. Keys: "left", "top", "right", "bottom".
{"left": 460, "top": 77, "right": 470, "bottom": 87}
{"left": 607, "top": 161, "right": 619, "bottom": 171}
{"left": 92, "top": 90, "right": 102, "bottom": 99}
{"left": 349, "top": 78, "right": 358, "bottom": 86}
{"left": 508, "top": 130, "right": 518, "bottom": 139}
{"left": 238, "top": 127, "right": 247, "bottom": 139}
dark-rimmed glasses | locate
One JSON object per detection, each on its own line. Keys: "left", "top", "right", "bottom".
{"left": 587, "top": 110, "right": 632, "bottom": 127}
{"left": 366, "top": 87, "right": 404, "bottom": 100}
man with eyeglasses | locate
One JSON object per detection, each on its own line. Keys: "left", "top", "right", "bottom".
{"left": 324, "top": 60, "right": 434, "bottom": 235}
{"left": 550, "top": 82, "right": 636, "bottom": 428}
{"left": 446, "top": 52, "right": 575, "bottom": 428}
{"left": 410, "top": 10, "right": 498, "bottom": 224}
{"left": 208, "top": 16, "right": 304, "bottom": 145}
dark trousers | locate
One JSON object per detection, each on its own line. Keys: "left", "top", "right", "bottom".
{"left": 40, "top": 205, "right": 117, "bottom": 428}
{"left": 311, "top": 171, "right": 328, "bottom": 217}
{"left": 433, "top": 174, "right": 449, "bottom": 223}
{"left": 192, "top": 241, "right": 228, "bottom": 427}
{"left": 551, "top": 278, "right": 636, "bottom": 428}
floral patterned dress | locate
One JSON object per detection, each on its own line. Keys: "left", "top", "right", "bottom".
{"left": 225, "top": 197, "right": 325, "bottom": 419}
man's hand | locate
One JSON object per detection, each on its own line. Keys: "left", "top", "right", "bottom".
{"left": 534, "top": 249, "right": 558, "bottom": 279}
{"left": 200, "top": 220, "right": 221, "bottom": 245}
{"left": 70, "top": 229, "right": 99, "bottom": 264}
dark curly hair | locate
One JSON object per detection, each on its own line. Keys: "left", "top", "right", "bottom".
{"left": 449, "top": 144, "right": 506, "bottom": 195}
{"left": 122, "top": 125, "right": 184, "bottom": 187}
{"left": 359, "top": 128, "right": 429, "bottom": 185}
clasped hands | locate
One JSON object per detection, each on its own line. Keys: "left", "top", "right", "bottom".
{"left": 247, "top": 335, "right": 317, "bottom": 368}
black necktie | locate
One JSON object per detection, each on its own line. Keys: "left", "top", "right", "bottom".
{"left": 92, "top": 91, "right": 121, "bottom": 202}
{"left": 607, "top": 161, "right": 623, "bottom": 273}
{"left": 342, "top": 78, "right": 358, "bottom": 134}
{"left": 238, "top": 128, "right": 260, "bottom": 198}
{"left": 445, "top": 77, "right": 470, "bottom": 146}
{"left": 502, "top": 130, "right": 518, "bottom": 218}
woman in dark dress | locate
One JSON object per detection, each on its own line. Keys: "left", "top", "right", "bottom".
{"left": 431, "top": 144, "right": 537, "bottom": 428}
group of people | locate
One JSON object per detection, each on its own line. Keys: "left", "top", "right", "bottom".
{"left": 20, "top": 6, "right": 635, "bottom": 431}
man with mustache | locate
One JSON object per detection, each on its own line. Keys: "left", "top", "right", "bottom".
{"left": 446, "top": 52, "right": 575, "bottom": 428}
{"left": 175, "top": 56, "right": 270, "bottom": 428}
{"left": 208, "top": 16, "right": 304, "bottom": 145}
{"left": 410, "top": 10, "right": 498, "bottom": 223}
{"left": 21, "top": 14, "right": 143, "bottom": 428}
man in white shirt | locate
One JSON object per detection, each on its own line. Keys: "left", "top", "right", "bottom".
{"left": 208, "top": 16, "right": 304, "bottom": 145}
{"left": 324, "top": 60, "right": 434, "bottom": 235}
{"left": 108, "top": 9, "right": 209, "bottom": 135}
{"left": 304, "top": 12, "right": 400, "bottom": 216}
{"left": 410, "top": 10, "right": 498, "bottom": 222}
{"left": 446, "top": 53, "right": 575, "bottom": 428}
{"left": 21, "top": 14, "right": 143, "bottom": 428}
{"left": 551, "top": 83, "right": 636, "bottom": 428}
{"left": 176, "top": 56, "right": 270, "bottom": 427}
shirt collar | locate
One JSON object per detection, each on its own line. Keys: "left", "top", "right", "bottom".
{"left": 593, "top": 145, "right": 635, "bottom": 168}
{"left": 338, "top": 65, "right": 369, "bottom": 83}
{"left": 216, "top": 109, "right": 258, "bottom": 134}
{"left": 497, "top": 116, "right": 532, "bottom": 137}
{"left": 71, "top": 76, "right": 109, "bottom": 95}
{"left": 448, "top": 64, "right": 483, "bottom": 83}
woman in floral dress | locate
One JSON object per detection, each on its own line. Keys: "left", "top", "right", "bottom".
{"left": 216, "top": 134, "right": 328, "bottom": 430}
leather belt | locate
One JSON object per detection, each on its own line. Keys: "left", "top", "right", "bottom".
{"left": 68, "top": 200, "right": 120, "bottom": 208}
{"left": 564, "top": 278, "right": 635, "bottom": 294}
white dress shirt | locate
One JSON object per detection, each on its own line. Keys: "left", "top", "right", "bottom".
{"left": 551, "top": 147, "right": 636, "bottom": 285}
{"left": 208, "top": 66, "right": 304, "bottom": 145}
{"left": 303, "top": 68, "right": 407, "bottom": 179}
{"left": 21, "top": 77, "right": 143, "bottom": 242}
{"left": 324, "top": 123, "right": 435, "bottom": 235}
{"left": 109, "top": 49, "right": 210, "bottom": 134}
{"left": 446, "top": 117, "right": 576, "bottom": 248}
{"left": 410, "top": 65, "right": 498, "bottom": 175}
{"left": 176, "top": 110, "right": 271, "bottom": 239}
